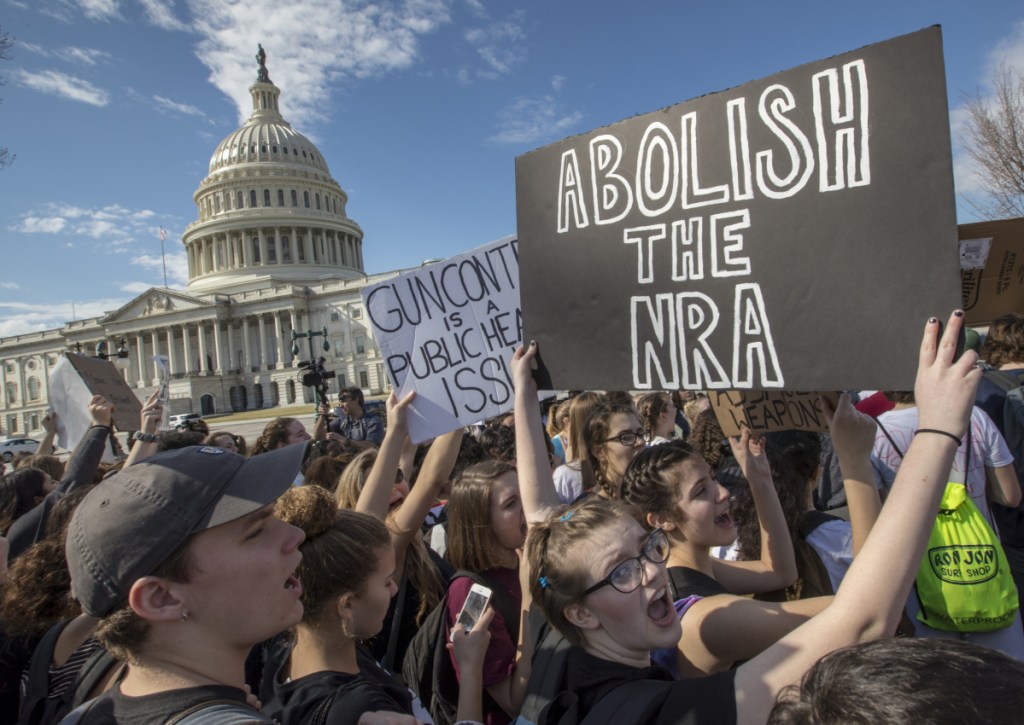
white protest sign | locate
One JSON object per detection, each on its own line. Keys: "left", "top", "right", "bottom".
{"left": 48, "top": 355, "right": 115, "bottom": 463}
{"left": 362, "top": 236, "right": 523, "bottom": 443}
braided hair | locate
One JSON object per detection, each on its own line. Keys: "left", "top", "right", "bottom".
{"left": 620, "top": 440, "right": 699, "bottom": 525}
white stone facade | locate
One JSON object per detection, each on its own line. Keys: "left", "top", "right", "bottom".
{"left": 0, "top": 56, "right": 398, "bottom": 436}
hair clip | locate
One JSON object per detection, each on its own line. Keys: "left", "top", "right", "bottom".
{"left": 538, "top": 576, "right": 549, "bottom": 590}
{"left": 559, "top": 511, "right": 573, "bottom": 522}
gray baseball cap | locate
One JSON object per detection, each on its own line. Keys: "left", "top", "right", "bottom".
{"left": 67, "top": 443, "right": 307, "bottom": 617}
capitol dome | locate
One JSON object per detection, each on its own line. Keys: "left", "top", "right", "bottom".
{"left": 184, "top": 46, "right": 365, "bottom": 293}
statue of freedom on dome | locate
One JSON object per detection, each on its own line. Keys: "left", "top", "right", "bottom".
{"left": 256, "top": 44, "right": 271, "bottom": 83}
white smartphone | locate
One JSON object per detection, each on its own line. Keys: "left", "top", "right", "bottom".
{"left": 451, "top": 583, "right": 492, "bottom": 641}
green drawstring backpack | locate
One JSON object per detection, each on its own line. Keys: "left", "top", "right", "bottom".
{"left": 878, "top": 422, "right": 1018, "bottom": 632}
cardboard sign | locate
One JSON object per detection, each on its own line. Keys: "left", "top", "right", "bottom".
{"left": 960, "top": 218, "right": 1024, "bottom": 326}
{"left": 64, "top": 353, "right": 142, "bottom": 430}
{"left": 362, "top": 237, "right": 523, "bottom": 443}
{"left": 516, "top": 28, "right": 959, "bottom": 392}
{"left": 709, "top": 390, "right": 839, "bottom": 437}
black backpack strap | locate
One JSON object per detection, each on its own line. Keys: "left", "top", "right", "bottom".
{"left": 165, "top": 698, "right": 266, "bottom": 724}
{"left": 19, "top": 620, "right": 68, "bottom": 723}
{"left": 520, "top": 611, "right": 572, "bottom": 723}
{"left": 985, "top": 369, "right": 1024, "bottom": 393}
{"left": 381, "top": 570, "right": 409, "bottom": 673}
{"left": 798, "top": 510, "right": 843, "bottom": 539}
{"left": 875, "top": 418, "right": 905, "bottom": 459}
{"left": 667, "top": 566, "right": 729, "bottom": 600}
{"left": 309, "top": 689, "right": 340, "bottom": 725}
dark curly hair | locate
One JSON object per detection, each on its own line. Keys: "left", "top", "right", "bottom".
{"left": 982, "top": 313, "right": 1024, "bottom": 367}
{"left": 687, "top": 410, "right": 728, "bottom": 471}
{"left": 733, "top": 431, "right": 821, "bottom": 562}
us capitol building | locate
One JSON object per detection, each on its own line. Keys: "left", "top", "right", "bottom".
{"left": 0, "top": 50, "right": 403, "bottom": 436}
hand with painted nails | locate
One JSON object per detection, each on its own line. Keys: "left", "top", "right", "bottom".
{"left": 914, "top": 311, "right": 982, "bottom": 440}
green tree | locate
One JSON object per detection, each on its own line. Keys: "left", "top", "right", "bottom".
{"left": 961, "top": 63, "right": 1024, "bottom": 219}
{"left": 0, "top": 26, "right": 13, "bottom": 169}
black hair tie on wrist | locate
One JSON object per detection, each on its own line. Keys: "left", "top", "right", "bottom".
{"left": 914, "top": 428, "right": 963, "bottom": 445}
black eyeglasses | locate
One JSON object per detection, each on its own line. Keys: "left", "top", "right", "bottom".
{"left": 582, "top": 528, "right": 670, "bottom": 596}
{"left": 600, "top": 429, "right": 646, "bottom": 447}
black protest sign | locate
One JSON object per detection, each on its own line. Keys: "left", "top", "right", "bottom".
{"left": 64, "top": 353, "right": 142, "bottom": 430}
{"left": 362, "top": 237, "right": 522, "bottom": 443}
{"left": 516, "top": 27, "right": 959, "bottom": 392}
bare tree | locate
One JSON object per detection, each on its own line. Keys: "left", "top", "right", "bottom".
{"left": 961, "top": 63, "right": 1024, "bottom": 219}
{"left": 0, "top": 26, "right": 13, "bottom": 169}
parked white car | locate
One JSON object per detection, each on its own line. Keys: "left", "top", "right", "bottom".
{"left": 0, "top": 437, "right": 40, "bottom": 462}
{"left": 168, "top": 413, "right": 203, "bottom": 430}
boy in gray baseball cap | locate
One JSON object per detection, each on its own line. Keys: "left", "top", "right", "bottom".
{"left": 64, "top": 443, "right": 308, "bottom": 723}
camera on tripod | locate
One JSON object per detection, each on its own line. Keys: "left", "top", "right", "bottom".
{"left": 297, "top": 356, "right": 335, "bottom": 389}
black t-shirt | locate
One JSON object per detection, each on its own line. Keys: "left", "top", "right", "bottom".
{"left": 565, "top": 648, "right": 737, "bottom": 725}
{"left": 76, "top": 683, "right": 268, "bottom": 724}
{"left": 260, "top": 636, "right": 412, "bottom": 725}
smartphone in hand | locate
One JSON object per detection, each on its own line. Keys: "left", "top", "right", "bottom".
{"left": 450, "top": 583, "right": 492, "bottom": 641}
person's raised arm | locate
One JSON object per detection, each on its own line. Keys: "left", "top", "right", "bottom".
{"left": 37, "top": 411, "right": 58, "bottom": 457}
{"left": 734, "top": 311, "right": 983, "bottom": 722}
{"left": 712, "top": 431, "right": 797, "bottom": 593}
{"left": 389, "top": 427, "right": 463, "bottom": 558}
{"left": 512, "top": 342, "right": 561, "bottom": 524}
{"left": 354, "top": 390, "right": 415, "bottom": 519}
{"left": 822, "top": 394, "right": 881, "bottom": 557}
{"left": 124, "top": 391, "right": 163, "bottom": 468}
{"left": 312, "top": 402, "right": 330, "bottom": 441}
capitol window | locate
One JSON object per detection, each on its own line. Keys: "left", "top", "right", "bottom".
{"left": 281, "top": 236, "right": 291, "bottom": 262}
{"left": 304, "top": 191, "right": 310, "bottom": 208}
{"left": 263, "top": 189, "right": 271, "bottom": 207}
{"left": 238, "top": 191, "right": 244, "bottom": 209}
{"left": 252, "top": 238, "right": 261, "bottom": 263}
{"left": 315, "top": 194, "right": 321, "bottom": 210}
{"left": 250, "top": 190, "right": 257, "bottom": 208}
{"left": 5, "top": 383, "right": 16, "bottom": 405}
{"left": 27, "top": 378, "right": 41, "bottom": 401}
{"left": 278, "top": 189, "right": 285, "bottom": 207}
{"left": 291, "top": 190, "right": 297, "bottom": 207}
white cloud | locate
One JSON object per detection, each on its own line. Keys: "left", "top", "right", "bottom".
{"left": 131, "top": 251, "right": 189, "bottom": 286}
{"left": 76, "top": 0, "right": 121, "bottom": 22}
{"left": 10, "top": 203, "right": 172, "bottom": 253}
{"left": 488, "top": 95, "right": 582, "bottom": 145}
{"left": 119, "top": 281, "right": 155, "bottom": 294}
{"left": 13, "top": 216, "right": 69, "bottom": 234}
{"left": 12, "top": 69, "right": 110, "bottom": 106}
{"left": 139, "top": 0, "right": 189, "bottom": 31}
{"left": 186, "top": 0, "right": 453, "bottom": 127}
{"left": 466, "top": 13, "right": 525, "bottom": 74}
{"left": 152, "top": 94, "right": 209, "bottom": 119}
{"left": 551, "top": 75, "right": 566, "bottom": 93}
{"left": 0, "top": 283, "right": 20, "bottom": 290}
{"left": 22, "top": 43, "right": 114, "bottom": 66}
{"left": 0, "top": 298, "right": 130, "bottom": 339}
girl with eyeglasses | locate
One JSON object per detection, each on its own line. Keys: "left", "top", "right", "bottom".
{"left": 511, "top": 309, "right": 982, "bottom": 722}
{"left": 581, "top": 403, "right": 647, "bottom": 501}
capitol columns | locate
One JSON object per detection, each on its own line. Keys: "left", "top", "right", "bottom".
{"left": 273, "top": 312, "right": 284, "bottom": 369}
{"left": 135, "top": 333, "right": 146, "bottom": 384}
{"left": 197, "top": 322, "right": 208, "bottom": 373}
{"left": 166, "top": 328, "right": 177, "bottom": 376}
{"left": 257, "top": 315, "right": 268, "bottom": 369}
{"left": 241, "top": 317, "right": 252, "bottom": 371}
{"left": 213, "top": 320, "right": 225, "bottom": 374}
{"left": 226, "top": 320, "right": 236, "bottom": 372}
{"left": 181, "top": 324, "right": 193, "bottom": 374}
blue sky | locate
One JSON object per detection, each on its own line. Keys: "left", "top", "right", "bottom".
{"left": 1, "top": 0, "right": 1022, "bottom": 338}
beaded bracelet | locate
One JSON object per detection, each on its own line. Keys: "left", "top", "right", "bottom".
{"left": 914, "top": 428, "right": 962, "bottom": 445}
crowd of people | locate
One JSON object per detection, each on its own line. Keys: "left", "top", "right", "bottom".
{"left": 0, "top": 312, "right": 1023, "bottom": 724}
